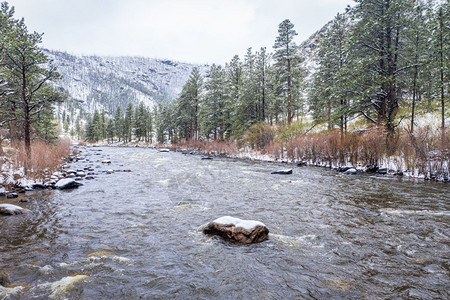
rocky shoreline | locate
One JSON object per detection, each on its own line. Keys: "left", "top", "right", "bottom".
{"left": 0, "top": 145, "right": 132, "bottom": 210}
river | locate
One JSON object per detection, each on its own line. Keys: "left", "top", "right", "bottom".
{"left": 1, "top": 146, "right": 449, "bottom": 299}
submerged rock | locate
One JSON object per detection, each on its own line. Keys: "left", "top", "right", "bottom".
{"left": 203, "top": 216, "right": 269, "bottom": 244}
{"left": 49, "top": 275, "right": 88, "bottom": 299}
{"left": 0, "top": 204, "right": 30, "bottom": 215}
{"left": 377, "top": 168, "right": 388, "bottom": 175}
{"left": 32, "top": 183, "right": 47, "bottom": 190}
{"left": 55, "top": 178, "right": 83, "bottom": 190}
{"left": 201, "top": 156, "right": 213, "bottom": 160}
{"left": 271, "top": 169, "right": 293, "bottom": 175}
{"left": 336, "top": 166, "right": 352, "bottom": 173}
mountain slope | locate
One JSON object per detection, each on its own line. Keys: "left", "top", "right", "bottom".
{"left": 45, "top": 49, "right": 206, "bottom": 115}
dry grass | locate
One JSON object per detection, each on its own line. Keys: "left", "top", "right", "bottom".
{"left": 170, "top": 139, "right": 238, "bottom": 156}
{"left": 259, "top": 126, "right": 448, "bottom": 177}
{"left": 14, "top": 138, "right": 72, "bottom": 179}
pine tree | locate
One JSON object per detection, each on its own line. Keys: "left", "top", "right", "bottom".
{"left": 0, "top": 3, "right": 61, "bottom": 163}
{"left": 428, "top": 1, "right": 449, "bottom": 138}
{"left": 405, "top": 1, "right": 431, "bottom": 134}
{"left": 134, "top": 102, "right": 148, "bottom": 141}
{"left": 225, "top": 55, "right": 242, "bottom": 137}
{"left": 91, "top": 110, "right": 102, "bottom": 142}
{"left": 350, "top": 0, "right": 415, "bottom": 139}
{"left": 101, "top": 110, "right": 107, "bottom": 140}
{"left": 310, "top": 13, "right": 351, "bottom": 136}
{"left": 201, "top": 64, "right": 227, "bottom": 140}
{"left": 106, "top": 118, "right": 115, "bottom": 143}
{"left": 175, "top": 68, "right": 202, "bottom": 141}
{"left": 114, "top": 107, "right": 123, "bottom": 142}
{"left": 273, "top": 19, "right": 303, "bottom": 124}
{"left": 145, "top": 107, "right": 153, "bottom": 143}
{"left": 124, "top": 103, "right": 133, "bottom": 142}
{"left": 75, "top": 118, "right": 82, "bottom": 140}
{"left": 255, "top": 47, "right": 271, "bottom": 123}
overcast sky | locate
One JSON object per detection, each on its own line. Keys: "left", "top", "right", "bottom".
{"left": 8, "top": 0, "right": 355, "bottom": 65}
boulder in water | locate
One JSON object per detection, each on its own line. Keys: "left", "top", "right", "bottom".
{"left": 7, "top": 193, "right": 18, "bottom": 199}
{"left": 271, "top": 169, "right": 293, "bottom": 175}
{"left": 203, "top": 216, "right": 269, "bottom": 244}
{"left": 159, "top": 148, "right": 170, "bottom": 153}
{"left": 0, "top": 204, "right": 30, "bottom": 215}
{"left": 344, "top": 168, "right": 357, "bottom": 175}
{"left": 55, "top": 178, "right": 83, "bottom": 190}
{"left": 377, "top": 168, "right": 388, "bottom": 174}
{"left": 336, "top": 166, "right": 352, "bottom": 173}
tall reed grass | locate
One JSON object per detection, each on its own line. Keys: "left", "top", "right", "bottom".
{"left": 171, "top": 126, "right": 448, "bottom": 178}
{"left": 14, "top": 138, "right": 72, "bottom": 179}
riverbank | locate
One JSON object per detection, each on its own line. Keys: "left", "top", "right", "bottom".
{"left": 0, "top": 139, "right": 72, "bottom": 197}
{"left": 95, "top": 136, "right": 449, "bottom": 183}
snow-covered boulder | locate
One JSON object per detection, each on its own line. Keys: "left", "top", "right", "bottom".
{"left": 0, "top": 187, "right": 6, "bottom": 197}
{"left": 0, "top": 204, "right": 30, "bottom": 215}
{"left": 55, "top": 178, "right": 83, "bottom": 190}
{"left": 202, "top": 216, "right": 269, "bottom": 244}
{"left": 159, "top": 148, "right": 170, "bottom": 153}
{"left": 102, "top": 159, "right": 111, "bottom": 164}
{"left": 345, "top": 168, "right": 357, "bottom": 175}
{"left": 271, "top": 169, "right": 293, "bottom": 175}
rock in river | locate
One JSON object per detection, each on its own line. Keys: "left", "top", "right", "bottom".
{"left": 55, "top": 178, "right": 83, "bottom": 190}
{"left": 0, "top": 204, "right": 30, "bottom": 215}
{"left": 203, "top": 216, "right": 269, "bottom": 244}
{"left": 271, "top": 169, "right": 293, "bottom": 175}
{"left": 344, "top": 168, "right": 357, "bottom": 175}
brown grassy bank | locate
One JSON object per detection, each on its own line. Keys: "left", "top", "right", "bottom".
{"left": 1, "top": 138, "right": 72, "bottom": 183}
{"left": 169, "top": 126, "right": 449, "bottom": 180}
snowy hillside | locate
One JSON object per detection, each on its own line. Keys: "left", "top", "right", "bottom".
{"left": 44, "top": 49, "right": 206, "bottom": 115}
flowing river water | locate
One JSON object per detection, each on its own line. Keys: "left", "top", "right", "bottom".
{"left": 0, "top": 146, "right": 449, "bottom": 299}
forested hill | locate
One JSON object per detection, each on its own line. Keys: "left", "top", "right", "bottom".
{"left": 44, "top": 49, "right": 206, "bottom": 114}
